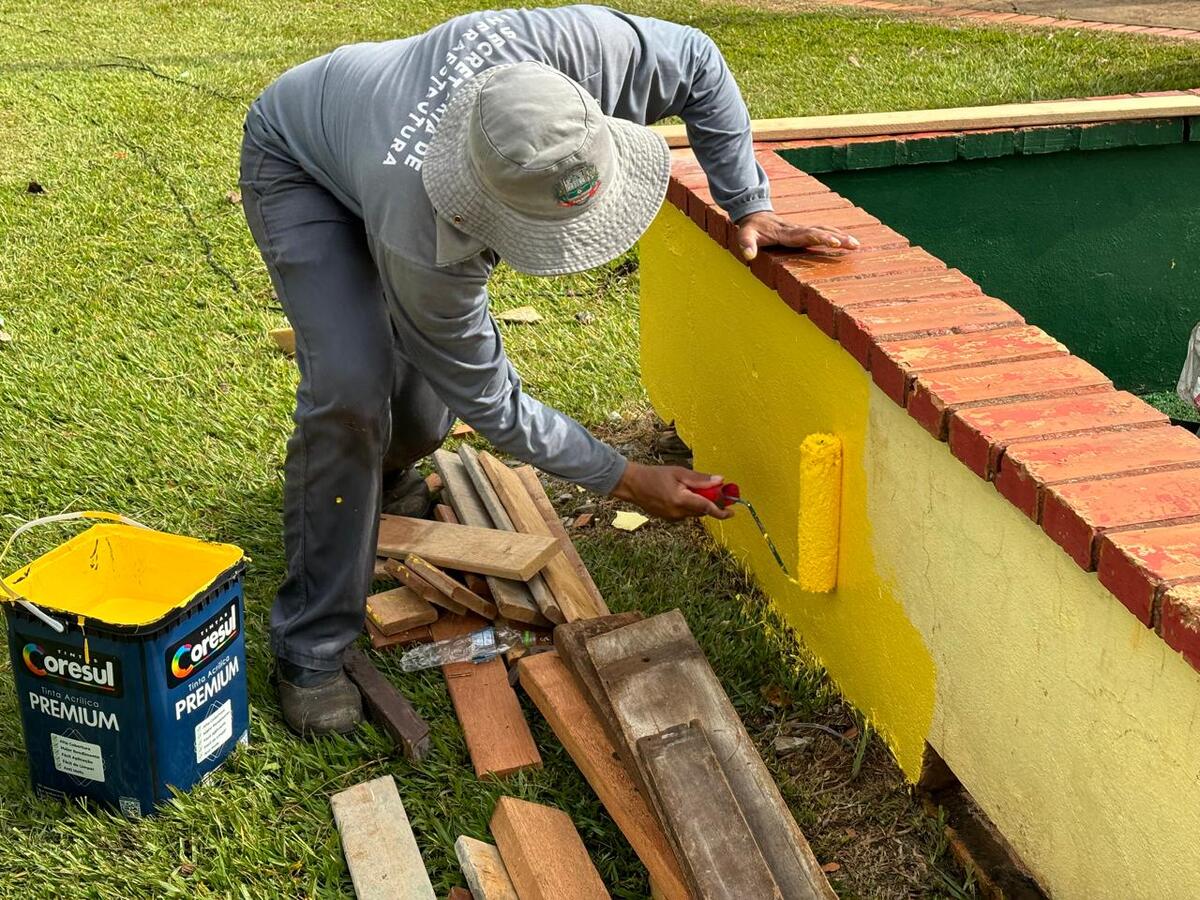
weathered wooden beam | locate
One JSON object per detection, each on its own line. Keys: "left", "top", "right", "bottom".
{"left": 653, "top": 95, "right": 1200, "bottom": 147}
{"left": 366, "top": 586, "right": 438, "bottom": 636}
{"left": 330, "top": 775, "right": 435, "bottom": 899}
{"left": 377, "top": 514, "right": 557, "bottom": 581}
{"left": 554, "top": 613, "right": 646, "bottom": 792}
{"left": 455, "top": 446, "right": 560, "bottom": 620}
{"left": 406, "top": 553, "right": 497, "bottom": 620}
{"left": 387, "top": 559, "right": 471, "bottom": 617}
{"left": 489, "top": 796, "right": 611, "bottom": 900}
{"left": 455, "top": 836, "right": 519, "bottom": 900}
{"left": 431, "top": 451, "right": 548, "bottom": 625}
{"left": 639, "top": 720, "right": 782, "bottom": 899}
{"left": 586, "top": 610, "right": 836, "bottom": 899}
{"left": 518, "top": 651, "right": 689, "bottom": 900}
{"left": 343, "top": 648, "right": 430, "bottom": 762}
{"left": 513, "top": 465, "right": 608, "bottom": 617}
{"left": 479, "top": 451, "right": 594, "bottom": 622}
{"left": 366, "top": 619, "right": 433, "bottom": 652}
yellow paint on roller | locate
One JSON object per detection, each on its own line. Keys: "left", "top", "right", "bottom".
{"left": 640, "top": 203, "right": 1200, "bottom": 898}
{"left": 797, "top": 434, "right": 842, "bottom": 593}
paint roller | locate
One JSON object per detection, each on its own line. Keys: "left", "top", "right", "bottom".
{"left": 795, "top": 433, "right": 842, "bottom": 593}
{"left": 691, "top": 433, "right": 842, "bottom": 593}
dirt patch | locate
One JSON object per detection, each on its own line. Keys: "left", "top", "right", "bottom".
{"left": 716, "top": 0, "right": 1200, "bottom": 32}
{"left": 760, "top": 700, "right": 969, "bottom": 898}
{"left": 903, "top": 0, "right": 1200, "bottom": 31}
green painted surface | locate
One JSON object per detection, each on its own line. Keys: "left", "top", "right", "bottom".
{"left": 816, "top": 143, "right": 1200, "bottom": 392}
{"left": 778, "top": 118, "right": 1188, "bottom": 174}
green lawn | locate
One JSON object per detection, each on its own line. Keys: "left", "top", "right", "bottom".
{"left": 1, "top": 1, "right": 1198, "bottom": 896}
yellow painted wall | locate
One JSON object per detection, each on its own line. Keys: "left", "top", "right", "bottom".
{"left": 640, "top": 204, "right": 1200, "bottom": 898}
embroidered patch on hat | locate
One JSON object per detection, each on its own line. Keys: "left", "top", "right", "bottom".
{"left": 554, "top": 163, "right": 601, "bottom": 208}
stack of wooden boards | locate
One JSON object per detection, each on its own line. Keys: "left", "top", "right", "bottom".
{"left": 332, "top": 610, "right": 836, "bottom": 899}
{"left": 358, "top": 447, "right": 613, "bottom": 779}
{"left": 371, "top": 445, "right": 608, "bottom": 641}
{"left": 329, "top": 448, "right": 833, "bottom": 898}
{"left": 521, "top": 610, "right": 837, "bottom": 900}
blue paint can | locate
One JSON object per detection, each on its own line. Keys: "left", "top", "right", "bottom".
{"left": 2, "top": 517, "right": 249, "bottom": 816}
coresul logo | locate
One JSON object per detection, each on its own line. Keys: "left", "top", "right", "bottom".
{"left": 22, "top": 643, "right": 46, "bottom": 676}
{"left": 22, "top": 642, "right": 117, "bottom": 692}
{"left": 171, "top": 645, "right": 195, "bottom": 679}
{"left": 166, "top": 604, "right": 238, "bottom": 685}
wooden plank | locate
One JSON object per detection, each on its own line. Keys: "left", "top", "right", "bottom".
{"left": 367, "top": 619, "right": 433, "bottom": 652}
{"left": 638, "top": 721, "right": 782, "bottom": 900}
{"left": 446, "top": 889, "right": 474, "bottom": 900}
{"left": 455, "top": 447, "right": 560, "bottom": 621}
{"left": 455, "top": 836, "right": 519, "bottom": 900}
{"left": 432, "top": 452, "right": 548, "bottom": 626}
{"left": 367, "top": 586, "right": 438, "bottom": 636}
{"left": 457, "top": 445, "right": 519, "bottom": 533}
{"left": 377, "top": 515, "right": 557, "bottom": 581}
{"left": 387, "top": 560, "right": 470, "bottom": 616}
{"left": 513, "top": 466, "right": 609, "bottom": 617}
{"left": 586, "top": 610, "right": 836, "bottom": 900}
{"left": 330, "top": 775, "right": 435, "bottom": 900}
{"left": 478, "top": 451, "right": 594, "bottom": 622}
{"left": 518, "top": 652, "right": 689, "bottom": 900}
{"left": 433, "top": 614, "right": 542, "bottom": 778}
{"left": 489, "top": 796, "right": 610, "bottom": 900}
{"left": 374, "top": 557, "right": 394, "bottom": 580}
{"left": 269, "top": 326, "right": 295, "bottom": 355}
{"left": 431, "top": 505, "right": 501, "bottom": 605}
{"left": 406, "top": 554, "right": 498, "bottom": 620}
{"left": 554, "top": 613, "right": 646, "bottom": 792}
{"left": 343, "top": 648, "right": 430, "bottom": 762}
{"left": 653, "top": 95, "right": 1200, "bottom": 147}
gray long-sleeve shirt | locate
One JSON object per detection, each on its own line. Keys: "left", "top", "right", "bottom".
{"left": 252, "top": 5, "right": 769, "bottom": 492}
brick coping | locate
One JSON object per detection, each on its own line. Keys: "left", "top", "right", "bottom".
{"left": 811, "top": 0, "right": 1200, "bottom": 41}
{"left": 666, "top": 102, "right": 1200, "bottom": 673}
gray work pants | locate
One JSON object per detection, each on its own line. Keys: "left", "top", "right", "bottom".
{"left": 239, "top": 121, "right": 454, "bottom": 671}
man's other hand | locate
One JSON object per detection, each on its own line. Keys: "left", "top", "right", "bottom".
{"left": 610, "top": 462, "right": 735, "bottom": 521}
{"left": 736, "top": 210, "right": 860, "bottom": 261}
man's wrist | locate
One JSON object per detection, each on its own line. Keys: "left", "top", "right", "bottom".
{"left": 609, "top": 460, "right": 642, "bottom": 501}
{"left": 731, "top": 201, "right": 775, "bottom": 226}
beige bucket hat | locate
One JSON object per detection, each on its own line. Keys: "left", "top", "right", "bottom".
{"left": 423, "top": 61, "right": 672, "bottom": 276}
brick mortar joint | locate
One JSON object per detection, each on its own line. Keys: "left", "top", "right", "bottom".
{"left": 1036, "top": 459, "right": 1200, "bottom": 491}
{"left": 1151, "top": 577, "right": 1200, "bottom": 632}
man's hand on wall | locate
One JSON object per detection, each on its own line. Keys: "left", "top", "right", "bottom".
{"left": 610, "top": 462, "right": 735, "bottom": 521}
{"left": 735, "top": 211, "right": 860, "bottom": 261}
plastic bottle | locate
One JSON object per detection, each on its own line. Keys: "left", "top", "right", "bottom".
{"left": 398, "top": 623, "right": 535, "bottom": 672}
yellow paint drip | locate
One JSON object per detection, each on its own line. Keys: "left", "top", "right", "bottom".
{"left": 2, "top": 524, "right": 244, "bottom": 627}
{"left": 797, "top": 434, "right": 842, "bottom": 593}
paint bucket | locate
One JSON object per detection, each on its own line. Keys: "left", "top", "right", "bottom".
{"left": 1, "top": 512, "right": 249, "bottom": 817}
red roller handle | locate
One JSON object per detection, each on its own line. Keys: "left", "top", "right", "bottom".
{"left": 689, "top": 482, "right": 741, "bottom": 509}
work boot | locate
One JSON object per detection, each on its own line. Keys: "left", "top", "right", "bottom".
{"left": 382, "top": 467, "right": 433, "bottom": 518}
{"left": 276, "top": 659, "right": 363, "bottom": 737}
